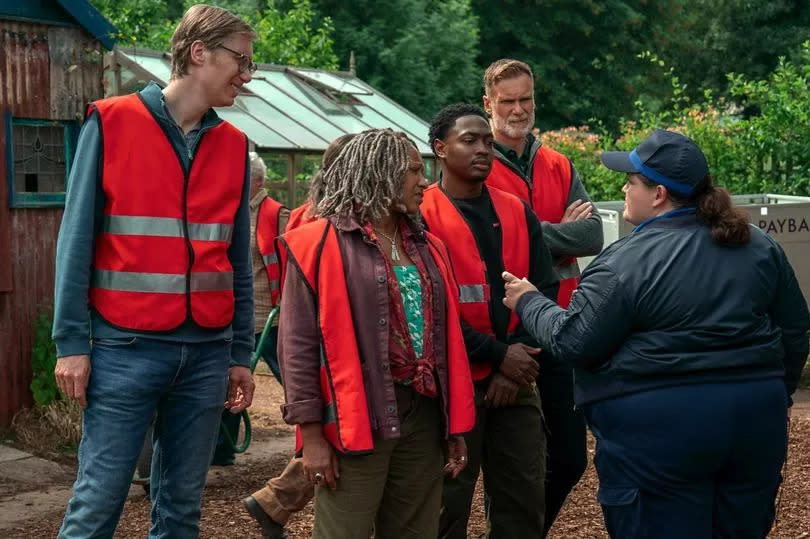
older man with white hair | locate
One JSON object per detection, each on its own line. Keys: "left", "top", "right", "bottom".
{"left": 212, "top": 151, "right": 289, "bottom": 467}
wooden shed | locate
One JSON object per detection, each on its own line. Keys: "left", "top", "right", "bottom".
{"left": 0, "top": 0, "right": 116, "bottom": 424}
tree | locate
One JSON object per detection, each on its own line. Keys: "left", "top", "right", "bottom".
{"left": 667, "top": 0, "right": 810, "bottom": 103}
{"left": 252, "top": 0, "right": 338, "bottom": 69}
{"left": 92, "top": 0, "right": 338, "bottom": 70}
{"left": 313, "top": 0, "right": 481, "bottom": 120}
{"left": 469, "top": 0, "right": 694, "bottom": 131}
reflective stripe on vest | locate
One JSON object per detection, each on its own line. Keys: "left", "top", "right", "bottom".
{"left": 555, "top": 260, "right": 581, "bottom": 280}
{"left": 88, "top": 93, "right": 246, "bottom": 331}
{"left": 93, "top": 269, "right": 233, "bottom": 293}
{"left": 458, "top": 284, "right": 487, "bottom": 303}
{"left": 487, "top": 145, "right": 578, "bottom": 306}
{"left": 420, "top": 184, "right": 530, "bottom": 381}
{"left": 102, "top": 215, "right": 233, "bottom": 242}
{"left": 256, "top": 196, "right": 285, "bottom": 305}
{"left": 280, "top": 219, "right": 475, "bottom": 452}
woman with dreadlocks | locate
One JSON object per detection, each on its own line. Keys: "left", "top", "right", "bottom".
{"left": 276, "top": 128, "right": 475, "bottom": 537}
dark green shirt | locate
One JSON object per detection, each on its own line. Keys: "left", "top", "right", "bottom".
{"left": 494, "top": 134, "right": 535, "bottom": 178}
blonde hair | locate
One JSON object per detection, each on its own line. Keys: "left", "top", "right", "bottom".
{"left": 170, "top": 4, "right": 257, "bottom": 79}
{"left": 249, "top": 151, "right": 266, "bottom": 181}
{"left": 315, "top": 129, "right": 415, "bottom": 223}
{"left": 483, "top": 59, "right": 533, "bottom": 96}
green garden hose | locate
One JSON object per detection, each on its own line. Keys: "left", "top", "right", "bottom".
{"left": 220, "top": 306, "right": 279, "bottom": 454}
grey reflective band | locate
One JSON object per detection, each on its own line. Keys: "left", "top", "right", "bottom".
{"left": 103, "top": 215, "right": 183, "bottom": 238}
{"left": 190, "top": 272, "right": 234, "bottom": 292}
{"left": 268, "top": 280, "right": 280, "bottom": 291}
{"left": 262, "top": 252, "right": 279, "bottom": 266}
{"left": 93, "top": 269, "right": 233, "bottom": 293}
{"left": 187, "top": 222, "right": 233, "bottom": 243}
{"left": 458, "top": 284, "right": 486, "bottom": 303}
{"left": 102, "top": 216, "right": 233, "bottom": 242}
{"left": 556, "top": 261, "right": 581, "bottom": 280}
{"left": 93, "top": 269, "right": 185, "bottom": 294}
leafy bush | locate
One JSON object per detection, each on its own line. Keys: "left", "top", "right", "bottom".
{"left": 541, "top": 42, "right": 810, "bottom": 202}
{"left": 30, "top": 311, "right": 60, "bottom": 409}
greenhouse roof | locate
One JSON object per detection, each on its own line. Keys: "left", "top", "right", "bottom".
{"left": 113, "top": 48, "right": 432, "bottom": 155}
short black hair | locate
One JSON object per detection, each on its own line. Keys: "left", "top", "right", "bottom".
{"left": 428, "top": 103, "right": 489, "bottom": 156}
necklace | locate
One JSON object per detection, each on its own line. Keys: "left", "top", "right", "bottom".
{"left": 374, "top": 224, "right": 400, "bottom": 261}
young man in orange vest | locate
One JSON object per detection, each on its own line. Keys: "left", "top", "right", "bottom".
{"left": 52, "top": 6, "right": 256, "bottom": 537}
{"left": 422, "top": 103, "right": 560, "bottom": 538}
{"left": 213, "top": 151, "right": 288, "bottom": 468}
{"left": 483, "top": 59, "right": 604, "bottom": 535}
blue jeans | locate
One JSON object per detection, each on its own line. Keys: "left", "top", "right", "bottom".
{"left": 585, "top": 379, "right": 788, "bottom": 539}
{"left": 58, "top": 337, "right": 231, "bottom": 539}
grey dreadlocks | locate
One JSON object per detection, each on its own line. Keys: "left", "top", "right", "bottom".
{"left": 315, "top": 128, "right": 416, "bottom": 224}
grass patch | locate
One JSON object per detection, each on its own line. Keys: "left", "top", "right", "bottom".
{"left": 11, "top": 400, "right": 82, "bottom": 461}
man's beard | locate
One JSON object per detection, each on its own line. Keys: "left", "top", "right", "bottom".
{"left": 492, "top": 111, "right": 535, "bottom": 139}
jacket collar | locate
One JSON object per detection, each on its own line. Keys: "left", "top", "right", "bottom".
{"left": 633, "top": 207, "right": 698, "bottom": 234}
{"left": 249, "top": 188, "right": 268, "bottom": 210}
{"left": 330, "top": 213, "right": 427, "bottom": 242}
{"left": 138, "top": 81, "right": 222, "bottom": 132}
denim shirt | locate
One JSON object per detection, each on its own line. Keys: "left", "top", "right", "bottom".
{"left": 52, "top": 82, "right": 255, "bottom": 366}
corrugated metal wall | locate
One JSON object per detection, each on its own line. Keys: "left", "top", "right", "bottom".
{"left": 0, "top": 20, "right": 103, "bottom": 424}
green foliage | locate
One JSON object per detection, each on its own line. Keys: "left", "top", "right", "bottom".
{"left": 91, "top": 0, "right": 175, "bottom": 50}
{"left": 543, "top": 42, "right": 810, "bottom": 201}
{"left": 252, "top": 0, "right": 338, "bottom": 68}
{"left": 665, "top": 0, "right": 810, "bottom": 106}
{"left": 30, "top": 311, "right": 60, "bottom": 409}
{"left": 92, "top": 0, "right": 338, "bottom": 69}
{"left": 313, "top": 0, "right": 481, "bottom": 119}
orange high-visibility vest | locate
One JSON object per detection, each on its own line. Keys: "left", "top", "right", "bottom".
{"left": 487, "top": 145, "right": 578, "bottom": 307}
{"left": 286, "top": 201, "right": 316, "bottom": 231}
{"left": 278, "top": 219, "right": 475, "bottom": 453}
{"left": 88, "top": 93, "right": 247, "bottom": 331}
{"left": 420, "top": 184, "right": 529, "bottom": 381}
{"left": 256, "top": 196, "right": 286, "bottom": 305}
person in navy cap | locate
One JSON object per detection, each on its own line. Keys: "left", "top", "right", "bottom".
{"left": 501, "top": 129, "right": 810, "bottom": 538}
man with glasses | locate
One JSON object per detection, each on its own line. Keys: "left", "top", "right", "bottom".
{"left": 53, "top": 5, "right": 257, "bottom": 537}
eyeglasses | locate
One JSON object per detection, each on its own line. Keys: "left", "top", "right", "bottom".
{"left": 219, "top": 45, "right": 258, "bottom": 75}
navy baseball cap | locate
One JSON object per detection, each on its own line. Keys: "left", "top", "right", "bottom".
{"left": 601, "top": 129, "right": 709, "bottom": 196}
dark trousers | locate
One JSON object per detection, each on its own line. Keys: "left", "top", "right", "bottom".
{"left": 536, "top": 356, "right": 587, "bottom": 535}
{"left": 440, "top": 383, "right": 547, "bottom": 539}
{"left": 585, "top": 379, "right": 788, "bottom": 539}
{"left": 212, "top": 328, "right": 279, "bottom": 465}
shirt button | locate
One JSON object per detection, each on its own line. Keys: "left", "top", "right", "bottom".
{"left": 382, "top": 363, "right": 390, "bottom": 371}
{"left": 391, "top": 427, "right": 397, "bottom": 432}
{"left": 377, "top": 275, "right": 386, "bottom": 283}
{"left": 379, "top": 318, "right": 386, "bottom": 326}
{"left": 387, "top": 405, "right": 396, "bottom": 414}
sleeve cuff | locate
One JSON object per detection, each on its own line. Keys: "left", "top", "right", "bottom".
{"left": 229, "top": 340, "right": 254, "bottom": 368}
{"left": 490, "top": 340, "right": 509, "bottom": 370}
{"left": 516, "top": 290, "right": 544, "bottom": 317}
{"left": 55, "top": 337, "right": 91, "bottom": 358}
{"left": 282, "top": 398, "right": 324, "bottom": 425}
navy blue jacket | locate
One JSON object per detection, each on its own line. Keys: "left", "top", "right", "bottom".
{"left": 516, "top": 209, "right": 810, "bottom": 405}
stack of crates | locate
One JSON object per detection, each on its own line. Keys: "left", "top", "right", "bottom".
{"left": 579, "top": 194, "right": 810, "bottom": 304}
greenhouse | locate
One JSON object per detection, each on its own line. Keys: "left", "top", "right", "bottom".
{"left": 105, "top": 47, "right": 435, "bottom": 207}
